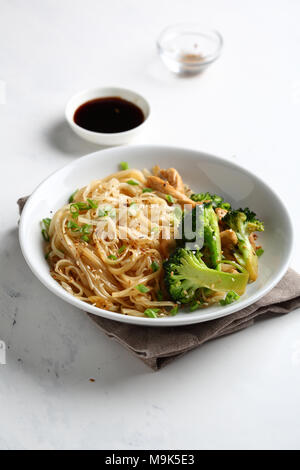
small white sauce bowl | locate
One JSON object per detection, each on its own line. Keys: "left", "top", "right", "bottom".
{"left": 65, "top": 87, "right": 151, "bottom": 146}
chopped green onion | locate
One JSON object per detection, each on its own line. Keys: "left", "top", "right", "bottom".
{"left": 166, "top": 194, "right": 175, "bottom": 204}
{"left": 219, "top": 291, "right": 240, "bottom": 306}
{"left": 41, "top": 229, "right": 49, "bottom": 242}
{"left": 256, "top": 248, "right": 264, "bottom": 257}
{"left": 144, "top": 308, "right": 160, "bottom": 318}
{"left": 151, "top": 226, "right": 159, "bottom": 233}
{"left": 190, "top": 301, "right": 201, "bottom": 312}
{"left": 108, "top": 254, "right": 117, "bottom": 260}
{"left": 41, "top": 218, "right": 52, "bottom": 242}
{"left": 81, "top": 224, "right": 91, "bottom": 234}
{"left": 42, "top": 218, "right": 52, "bottom": 229}
{"left": 87, "top": 199, "right": 98, "bottom": 209}
{"left": 127, "top": 179, "right": 139, "bottom": 186}
{"left": 70, "top": 201, "right": 97, "bottom": 218}
{"left": 157, "top": 290, "right": 163, "bottom": 301}
{"left": 142, "top": 188, "right": 153, "bottom": 193}
{"left": 76, "top": 202, "right": 90, "bottom": 210}
{"left": 136, "top": 284, "right": 149, "bottom": 293}
{"left": 45, "top": 251, "right": 51, "bottom": 260}
{"left": 170, "top": 305, "right": 179, "bottom": 316}
{"left": 120, "top": 162, "right": 129, "bottom": 171}
{"left": 118, "top": 245, "right": 126, "bottom": 255}
{"left": 151, "top": 261, "right": 159, "bottom": 272}
{"left": 98, "top": 209, "right": 107, "bottom": 217}
{"left": 173, "top": 206, "right": 182, "bottom": 220}
{"left": 68, "top": 190, "right": 78, "bottom": 203}
{"left": 70, "top": 204, "right": 79, "bottom": 219}
{"left": 98, "top": 204, "right": 113, "bottom": 218}
{"left": 67, "top": 221, "right": 80, "bottom": 232}
{"left": 81, "top": 235, "right": 90, "bottom": 243}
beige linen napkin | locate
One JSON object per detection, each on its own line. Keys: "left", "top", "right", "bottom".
{"left": 18, "top": 197, "right": 300, "bottom": 370}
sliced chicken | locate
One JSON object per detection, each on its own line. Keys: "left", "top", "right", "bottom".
{"left": 215, "top": 207, "right": 228, "bottom": 220}
{"left": 220, "top": 229, "right": 238, "bottom": 247}
{"left": 220, "top": 229, "right": 238, "bottom": 260}
{"left": 146, "top": 176, "right": 197, "bottom": 208}
{"left": 159, "top": 168, "right": 185, "bottom": 193}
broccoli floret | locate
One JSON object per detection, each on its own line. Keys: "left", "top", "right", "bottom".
{"left": 191, "top": 192, "right": 231, "bottom": 210}
{"left": 164, "top": 248, "right": 249, "bottom": 304}
{"left": 223, "top": 209, "right": 264, "bottom": 282}
{"left": 237, "top": 207, "right": 264, "bottom": 233}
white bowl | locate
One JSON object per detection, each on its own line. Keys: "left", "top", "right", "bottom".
{"left": 19, "top": 145, "right": 293, "bottom": 327}
{"left": 65, "top": 87, "right": 151, "bottom": 146}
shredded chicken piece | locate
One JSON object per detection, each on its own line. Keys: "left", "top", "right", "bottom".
{"left": 220, "top": 263, "right": 238, "bottom": 274}
{"left": 152, "top": 165, "right": 160, "bottom": 177}
{"left": 146, "top": 176, "right": 197, "bottom": 207}
{"left": 215, "top": 207, "right": 228, "bottom": 220}
{"left": 159, "top": 168, "right": 185, "bottom": 193}
{"left": 220, "top": 229, "right": 238, "bottom": 247}
{"left": 220, "top": 229, "right": 238, "bottom": 260}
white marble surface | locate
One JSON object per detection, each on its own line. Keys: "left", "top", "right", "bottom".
{"left": 0, "top": 0, "right": 300, "bottom": 450}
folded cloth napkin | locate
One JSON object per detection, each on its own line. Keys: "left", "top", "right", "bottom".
{"left": 18, "top": 197, "right": 300, "bottom": 370}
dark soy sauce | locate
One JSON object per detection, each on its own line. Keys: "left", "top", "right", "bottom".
{"left": 74, "top": 97, "right": 145, "bottom": 133}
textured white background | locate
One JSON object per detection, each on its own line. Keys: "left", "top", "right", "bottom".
{"left": 0, "top": 0, "right": 300, "bottom": 450}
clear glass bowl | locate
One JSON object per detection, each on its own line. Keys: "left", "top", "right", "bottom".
{"left": 157, "top": 23, "right": 223, "bottom": 75}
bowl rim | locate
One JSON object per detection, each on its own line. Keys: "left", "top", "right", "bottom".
{"left": 19, "top": 144, "right": 294, "bottom": 327}
{"left": 65, "top": 86, "right": 151, "bottom": 137}
{"left": 157, "top": 23, "right": 223, "bottom": 66}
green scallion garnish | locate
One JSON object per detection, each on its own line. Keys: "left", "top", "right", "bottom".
{"left": 42, "top": 218, "right": 52, "bottom": 229}
{"left": 144, "top": 308, "right": 160, "bottom": 318}
{"left": 120, "top": 162, "right": 129, "bottom": 171}
{"left": 127, "top": 180, "right": 139, "bottom": 186}
{"left": 170, "top": 305, "right": 179, "bottom": 316}
{"left": 166, "top": 194, "right": 175, "bottom": 204}
{"left": 118, "top": 245, "right": 126, "bottom": 255}
{"left": 70, "top": 204, "right": 79, "bottom": 219}
{"left": 68, "top": 190, "right": 78, "bottom": 203}
{"left": 173, "top": 206, "right": 182, "bottom": 220}
{"left": 67, "top": 221, "right": 80, "bottom": 232}
{"left": 151, "top": 261, "right": 159, "bottom": 272}
{"left": 87, "top": 199, "right": 98, "bottom": 209}
{"left": 136, "top": 284, "right": 149, "bottom": 293}
{"left": 41, "top": 219, "right": 51, "bottom": 242}
{"left": 81, "top": 224, "right": 91, "bottom": 234}
{"left": 190, "top": 301, "right": 201, "bottom": 312}
{"left": 98, "top": 209, "right": 107, "bottom": 217}
{"left": 75, "top": 202, "right": 90, "bottom": 210}
{"left": 41, "top": 229, "right": 49, "bottom": 242}
{"left": 256, "top": 248, "right": 264, "bottom": 257}
{"left": 142, "top": 188, "right": 153, "bottom": 193}
{"left": 108, "top": 254, "right": 117, "bottom": 260}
